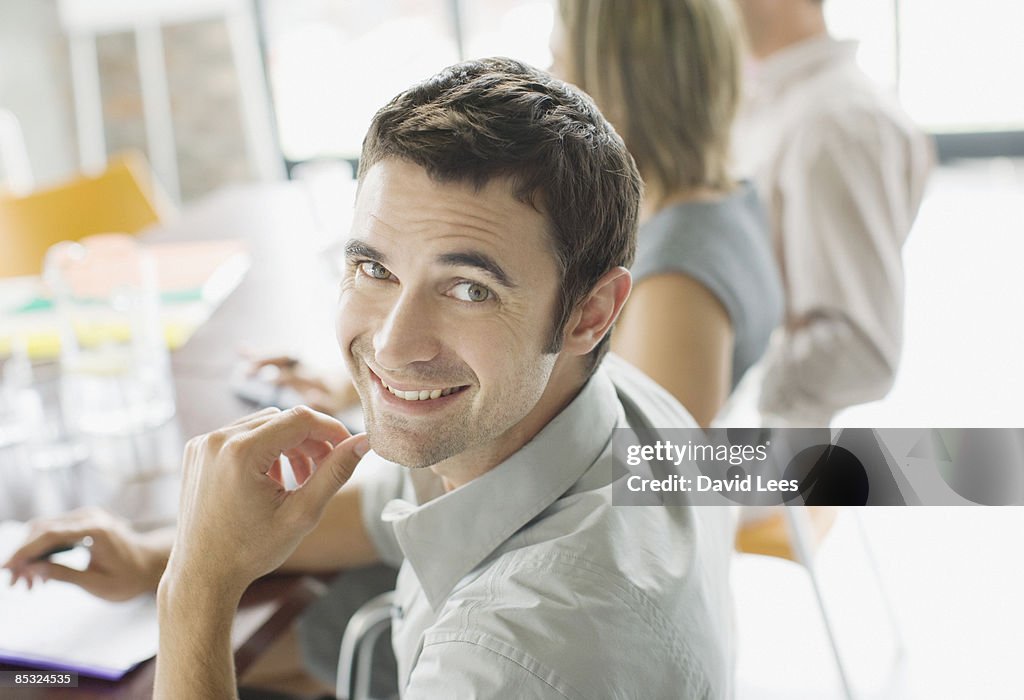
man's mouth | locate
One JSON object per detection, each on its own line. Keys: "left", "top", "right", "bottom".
{"left": 380, "top": 380, "right": 465, "bottom": 402}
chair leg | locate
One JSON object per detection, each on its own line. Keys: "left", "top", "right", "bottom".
{"left": 783, "top": 506, "right": 857, "bottom": 700}
{"left": 850, "top": 509, "right": 906, "bottom": 660}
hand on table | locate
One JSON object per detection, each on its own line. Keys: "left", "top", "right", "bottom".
{"left": 244, "top": 353, "right": 359, "bottom": 415}
{"left": 164, "top": 406, "right": 368, "bottom": 595}
{"left": 2, "top": 507, "right": 169, "bottom": 601}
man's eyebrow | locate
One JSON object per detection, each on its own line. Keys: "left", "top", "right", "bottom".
{"left": 344, "top": 239, "right": 387, "bottom": 264}
{"left": 438, "top": 251, "right": 517, "bottom": 288}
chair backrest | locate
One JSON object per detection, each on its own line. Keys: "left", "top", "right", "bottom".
{"left": 0, "top": 152, "right": 165, "bottom": 278}
{"left": 0, "top": 109, "right": 34, "bottom": 195}
{"left": 337, "top": 591, "right": 395, "bottom": 700}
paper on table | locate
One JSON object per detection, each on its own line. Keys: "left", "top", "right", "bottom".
{"left": 0, "top": 239, "right": 250, "bottom": 359}
{"left": 0, "top": 521, "right": 159, "bottom": 680}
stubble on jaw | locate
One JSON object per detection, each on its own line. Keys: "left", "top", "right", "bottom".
{"left": 348, "top": 338, "right": 479, "bottom": 469}
{"left": 349, "top": 339, "right": 555, "bottom": 473}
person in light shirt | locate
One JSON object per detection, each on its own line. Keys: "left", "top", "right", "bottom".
{"left": 732, "top": 0, "right": 934, "bottom": 427}
{"left": 552, "top": 0, "right": 783, "bottom": 429}
{"left": 6, "top": 58, "right": 736, "bottom": 699}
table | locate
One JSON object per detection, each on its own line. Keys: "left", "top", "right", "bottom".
{"left": 0, "top": 183, "right": 344, "bottom": 696}
{"left": 1, "top": 182, "right": 341, "bottom": 522}
{"left": 0, "top": 574, "right": 326, "bottom": 699}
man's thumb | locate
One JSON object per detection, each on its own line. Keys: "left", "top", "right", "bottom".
{"left": 299, "top": 433, "right": 369, "bottom": 508}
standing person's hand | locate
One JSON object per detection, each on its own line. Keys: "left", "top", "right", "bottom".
{"left": 2, "top": 508, "right": 171, "bottom": 601}
{"left": 163, "top": 406, "right": 369, "bottom": 595}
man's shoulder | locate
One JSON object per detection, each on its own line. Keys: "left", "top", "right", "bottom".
{"left": 424, "top": 534, "right": 724, "bottom": 699}
{"left": 419, "top": 492, "right": 735, "bottom": 696}
{"left": 783, "top": 62, "right": 920, "bottom": 146}
{"left": 601, "top": 354, "right": 701, "bottom": 429}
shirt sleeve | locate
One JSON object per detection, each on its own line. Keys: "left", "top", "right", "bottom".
{"left": 759, "top": 106, "right": 932, "bottom": 426}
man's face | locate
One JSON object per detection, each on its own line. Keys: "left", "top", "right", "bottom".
{"left": 337, "top": 159, "right": 569, "bottom": 472}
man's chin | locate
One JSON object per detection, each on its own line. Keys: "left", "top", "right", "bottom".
{"left": 368, "top": 432, "right": 456, "bottom": 470}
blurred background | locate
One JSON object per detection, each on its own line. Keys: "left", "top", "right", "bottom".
{"left": 2, "top": 0, "right": 1023, "bottom": 199}
{"left": 1, "top": 2, "right": 1023, "bottom": 699}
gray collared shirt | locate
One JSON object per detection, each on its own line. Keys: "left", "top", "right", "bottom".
{"left": 356, "top": 355, "right": 735, "bottom": 698}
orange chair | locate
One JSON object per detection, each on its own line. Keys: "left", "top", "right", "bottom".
{"left": 735, "top": 505, "right": 838, "bottom": 561}
{"left": 0, "top": 153, "right": 168, "bottom": 278}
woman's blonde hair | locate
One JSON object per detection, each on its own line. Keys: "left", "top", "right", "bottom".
{"left": 557, "top": 0, "right": 744, "bottom": 203}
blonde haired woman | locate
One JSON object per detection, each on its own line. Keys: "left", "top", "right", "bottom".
{"left": 553, "top": 0, "right": 783, "bottom": 426}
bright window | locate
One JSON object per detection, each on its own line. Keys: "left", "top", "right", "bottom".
{"left": 828, "top": 0, "right": 1024, "bottom": 133}
{"left": 261, "top": 0, "right": 1023, "bottom": 166}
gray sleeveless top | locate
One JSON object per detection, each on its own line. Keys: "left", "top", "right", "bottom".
{"left": 630, "top": 182, "right": 783, "bottom": 389}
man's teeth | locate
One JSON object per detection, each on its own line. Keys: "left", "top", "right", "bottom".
{"left": 383, "top": 382, "right": 459, "bottom": 401}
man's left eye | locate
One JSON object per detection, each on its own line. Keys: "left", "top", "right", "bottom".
{"left": 358, "top": 261, "right": 392, "bottom": 280}
{"left": 451, "top": 282, "right": 492, "bottom": 303}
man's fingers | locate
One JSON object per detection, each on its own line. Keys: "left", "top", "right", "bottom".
{"left": 295, "top": 433, "right": 369, "bottom": 511}
{"left": 284, "top": 439, "right": 333, "bottom": 465}
{"left": 244, "top": 407, "right": 350, "bottom": 473}
{"left": 225, "top": 406, "right": 281, "bottom": 429}
{"left": 286, "top": 452, "right": 313, "bottom": 485}
{"left": 282, "top": 439, "right": 333, "bottom": 485}
{"left": 268, "top": 457, "right": 284, "bottom": 486}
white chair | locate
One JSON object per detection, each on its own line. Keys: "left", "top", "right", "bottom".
{"left": 782, "top": 506, "right": 906, "bottom": 700}
{"left": 0, "top": 109, "right": 34, "bottom": 195}
{"left": 57, "top": 0, "right": 285, "bottom": 203}
{"left": 737, "top": 426, "right": 907, "bottom": 700}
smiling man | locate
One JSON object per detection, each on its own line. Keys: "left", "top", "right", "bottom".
{"left": 149, "top": 58, "right": 735, "bottom": 699}
{"left": 340, "top": 158, "right": 602, "bottom": 491}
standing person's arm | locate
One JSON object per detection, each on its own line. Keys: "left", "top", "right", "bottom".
{"left": 154, "top": 406, "right": 369, "bottom": 699}
{"left": 613, "top": 273, "right": 734, "bottom": 427}
{"left": 758, "top": 109, "right": 931, "bottom": 426}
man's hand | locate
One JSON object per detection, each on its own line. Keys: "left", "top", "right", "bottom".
{"left": 1, "top": 508, "right": 170, "bottom": 601}
{"left": 154, "top": 406, "right": 367, "bottom": 700}
{"left": 164, "top": 406, "right": 369, "bottom": 593}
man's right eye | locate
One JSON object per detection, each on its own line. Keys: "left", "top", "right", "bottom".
{"left": 358, "top": 261, "right": 393, "bottom": 280}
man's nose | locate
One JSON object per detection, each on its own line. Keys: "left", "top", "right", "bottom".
{"left": 373, "top": 289, "right": 442, "bottom": 370}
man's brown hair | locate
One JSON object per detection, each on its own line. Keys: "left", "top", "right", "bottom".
{"left": 359, "top": 57, "right": 641, "bottom": 372}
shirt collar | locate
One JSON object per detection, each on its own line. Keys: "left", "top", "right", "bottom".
{"left": 748, "top": 35, "right": 858, "bottom": 100}
{"left": 380, "top": 365, "right": 620, "bottom": 611}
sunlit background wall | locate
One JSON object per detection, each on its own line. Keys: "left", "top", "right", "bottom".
{"left": 2, "top": 0, "right": 1021, "bottom": 198}
{"left": 262, "top": 0, "right": 1024, "bottom": 172}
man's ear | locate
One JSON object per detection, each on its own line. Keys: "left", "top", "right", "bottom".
{"left": 561, "top": 266, "right": 632, "bottom": 357}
